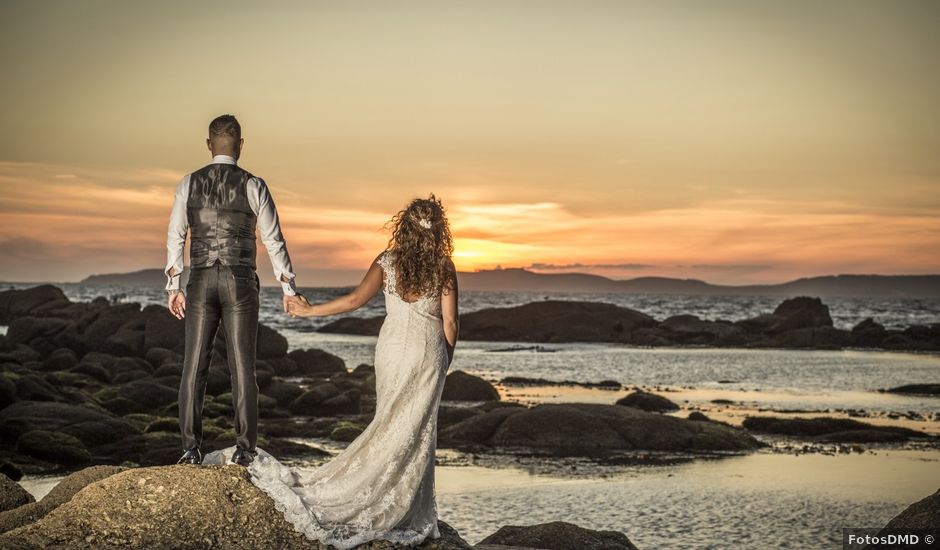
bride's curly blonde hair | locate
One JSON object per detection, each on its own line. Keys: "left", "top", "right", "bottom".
{"left": 384, "top": 194, "right": 455, "bottom": 297}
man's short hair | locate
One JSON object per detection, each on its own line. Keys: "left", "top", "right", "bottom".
{"left": 209, "top": 114, "right": 241, "bottom": 140}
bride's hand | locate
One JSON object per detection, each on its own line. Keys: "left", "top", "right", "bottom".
{"left": 287, "top": 294, "right": 314, "bottom": 318}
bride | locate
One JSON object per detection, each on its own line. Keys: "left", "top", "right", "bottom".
{"left": 204, "top": 194, "right": 459, "bottom": 549}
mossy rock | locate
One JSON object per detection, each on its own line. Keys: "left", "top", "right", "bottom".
{"left": 122, "top": 413, "right": 160, "bottom": 431}
{"left": 329, "top": 421, "right": 365, "bottom": 442}
{"left": 15, "top": 430, "right": 91, "bottom": 466}
{"left": 211, "top": 429, "right": 269, "bottom": 448}
{"left": 201, "top": 424, "right": 226, "bottom": 441}
{"left": 144, "top": 417, "right": 180, "bottom": 433}
{"left": 92, "top": 386, "right": 122, "bottom": 402}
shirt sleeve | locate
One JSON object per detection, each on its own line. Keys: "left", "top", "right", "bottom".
{"left": 164, "top": 174, "right": 190, "bottom": 292}
{"left": 247, "top": 177, "right": 298, "bottom": 296}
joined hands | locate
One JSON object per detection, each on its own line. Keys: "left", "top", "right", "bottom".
{"left": 285, "top": 293, "right": 314, "bottom": 318}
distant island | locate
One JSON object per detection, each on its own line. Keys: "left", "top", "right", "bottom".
{"left": 74, "top": 267, "right": 940, "bottom": 298}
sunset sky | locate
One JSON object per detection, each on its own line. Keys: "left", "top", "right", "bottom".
{"left": 1, "top": 1, "right": 938, "bottom": 286}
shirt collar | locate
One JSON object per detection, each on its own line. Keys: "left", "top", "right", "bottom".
{"left": 212, "top": 154, "right": 237, "bottom": 165}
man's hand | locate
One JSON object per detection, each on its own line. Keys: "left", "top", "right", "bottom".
{"left": 283, "top": 294, "right": 304, "bottom": 314}
{"left": 286, "top": 294, "right": 314, "bottom": 318}
{"left": 168, "top": 290, "right": 186, "bottom": 320}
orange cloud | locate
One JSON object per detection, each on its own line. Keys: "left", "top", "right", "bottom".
{"left": 0, "top": 162, "right": 938, "bottom": 286}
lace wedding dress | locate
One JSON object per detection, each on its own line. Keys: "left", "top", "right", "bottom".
{"left": 203, "top": 250, "right": 451, "bottom": 549}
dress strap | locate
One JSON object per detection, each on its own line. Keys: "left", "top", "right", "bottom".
{"left": 376, "top": 250, "right": 397, "bottom": 296}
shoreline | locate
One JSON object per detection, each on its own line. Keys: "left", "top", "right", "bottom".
{"left": 492, "top": 382, "right": 940, "bottom": 434}
{"left": 16, "top": 447, "right": 940, "bottom": 549}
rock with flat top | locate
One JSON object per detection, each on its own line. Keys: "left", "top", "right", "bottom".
{"left": 479, "top": 521, "right": 639, "bottom": 550}
{"left": 442, "top": 371, "right": 500, "bottom": 402}
{"left": 0, "top": 465, "right": 124, "bottom": 534}
{"left": 440, "top": 403, "right": 762, "bottom": 454}
{"left": 0, "top": 465, "right": 472, "bottom": 549}
{"left": 615, "top": 390, "right": 678, "bottom": 412}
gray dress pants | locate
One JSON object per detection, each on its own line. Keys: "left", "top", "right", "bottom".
{"left": 178, "top": 260, "right": 259, "bottom": 452}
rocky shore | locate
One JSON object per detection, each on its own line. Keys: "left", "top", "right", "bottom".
{"left": 321, "top": 296, "right": 940, "bottom": 351}
{"left": 0, "top": 463, "right": 935, "bottom": 549}
{"left": 0, "top": 465, "right": 640, "bottom": 549}
{"left": 1, "top": 285, "right": 937, "bottom": 478}
{"left": 1, "top": 284, "right": 938, "bottom": 548}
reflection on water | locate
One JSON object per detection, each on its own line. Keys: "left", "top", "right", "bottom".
{"left": 22, "top": 450, "right": 933, "bottom": 549}
{"left": 435, "top": 450, "right": 940, "bottom": 549}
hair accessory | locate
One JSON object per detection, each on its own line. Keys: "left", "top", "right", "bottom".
{"left": 418, "top": 218, "right": 432, "bottom": 229}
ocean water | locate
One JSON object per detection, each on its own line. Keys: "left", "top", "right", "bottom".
{"left": 4, "top": 282, "right": 939, "bottom": 331}
{"left": 4, "top": 282, "right": 939, "bottom": 415}
{"left": 431, "top": 450, "right": 940, "bottom": 549}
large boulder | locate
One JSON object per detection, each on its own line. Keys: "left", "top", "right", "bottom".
{"left": 0, "top": 375, "right": 16, "bottom": 409}
{"left": 616, "top": 390, "right": 679, "bottom": 412}
{"left": 318, "top": 316, "right": 386, "bottom": 336}
{"left": 41, "top": 348, "right": 79, "bottom": 372}
{"left": 0, "top": 285, "right": 71, "bottom": 324}
{"left": 479, "top": 521, "right": 638, "bottom": 550}
{"left": 0, "top": 401, "right": 140, "bottom": 455}
{"left": 660, "top": 315, "right": 744, "bottom": 343}
{"left": 441, "top": 371, "right": 500, "bottom": 402}
{"left": 440, "top": 403, "right": 762, "bottom": 454}
{"left": 742, "top": 416, "right": 928, "bottom": 443}
{"left": 437, "top": 405, "right": 484, "bottom": 428}
{"left": 6, "top": 317, "right": 76, "bottom": 349}
{"left": 257, "top": 324, "right": 289, "bottom": 359}
{"left": 144, "top": 347, "right": 180, "bottom": 369}
{"left": 738, "top": 296, "right": 832, "bottom": 334}
{"left": 319, "top": 300, "right": 660, "bottom": 344}
{"left": 15, "top": 430, "right": 91, "bottom": 466}
{"left": 118, "top": 381, "right": 178, "bottom": 411}
{"left": 0, "top": 465, "right": 472, "bottom": 549}
{"left": 458, "top": 300, "right": 657, "bottom": 343}
{"left": 851, "top": 318, "right": 888, "bottom": 348}
{"left": 80, "top": 303, "right": 141, "bottom": 352}
{"left": 286, "top": 348, "right": 346, "bottom": 376}
{"left": 0, "top": 465, "right": 124, "bottom": 533}
{"left": 768, "top": 326, "right": 850, "bottom": 349}
{"left": 874, "top": 488, "right": 940, "bottom": 532}
{"left": 263, "top": 379, "right": 305, "bottom": 407}
{"left": 12, "top": 374, "right": 62, "bottom": 402}
{"left": 0, "top": 474, "right": 34, "bottom": 513}
{"left": 772, "top": 296, "right": 833, "bottom": 327}
{"left": 288, "top": 384, "right": 361, "bottom": 416}
{"left": 141, "top": 305, "right": 184, "bottom": 352}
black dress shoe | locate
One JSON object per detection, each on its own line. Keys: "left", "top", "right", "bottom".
{"left": 177, "top": 447, "right": 202, "bottom": 465}
{"left": 231, "top": 447, "right": 257, "bottom": 467}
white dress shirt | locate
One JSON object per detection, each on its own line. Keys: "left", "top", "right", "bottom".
{"left": 164, "top": 155, "right": 298, "bottom": 295}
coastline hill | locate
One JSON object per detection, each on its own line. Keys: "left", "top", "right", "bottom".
{"left": 74, "top": 268, "right": 940, "bottom": 298}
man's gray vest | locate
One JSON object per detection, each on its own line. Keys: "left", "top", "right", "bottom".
{"left": 187, "top": 163, "right": 257, "bottom": 269}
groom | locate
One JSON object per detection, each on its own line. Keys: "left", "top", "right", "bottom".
{"left": 164, "top": 114, "right": 302, "bottom": 466}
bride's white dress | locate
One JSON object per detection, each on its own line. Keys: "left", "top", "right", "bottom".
{"left": 203, "top": 250, "right": 451, "bottom": 549}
